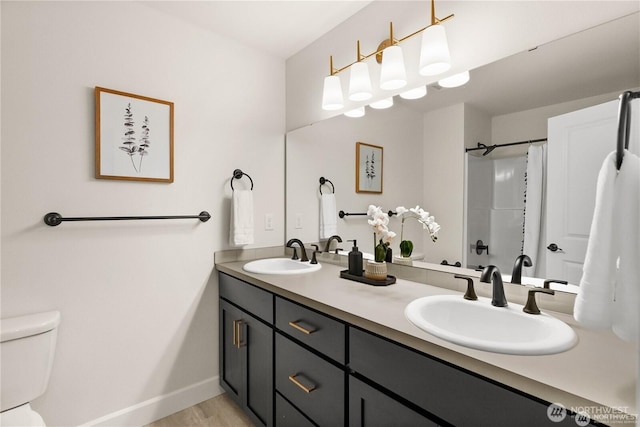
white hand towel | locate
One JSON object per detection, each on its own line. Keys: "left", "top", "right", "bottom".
{"left": 319, "top": 193, "right": 337, "bottom": 240}
{"left": 229, "top": 190, "right": 254, "bottom": 246}
{"left": 611, "top": 151, "right": 639, "bottom": 341}
{"left": 574, "top": 151, "right": 617, "bottom": 329}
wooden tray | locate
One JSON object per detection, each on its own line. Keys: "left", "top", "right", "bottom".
{"left": 340, "top": 270, "right": 396, "bottom": 286}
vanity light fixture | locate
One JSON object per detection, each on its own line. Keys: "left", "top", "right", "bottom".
{"left": 399, "top": 85, "right": 427, "bottom": 100}
{"left": 321, "top": 0, "right": 455, "bottom": 110}
{"left": 438, "top": 70, "right": 470, "bottom": 88}
{"left": 369, "top": 97, "right": 394, "bottom": 109}
{"left": 344, "top": 106, "right": 366, "bottom": 118}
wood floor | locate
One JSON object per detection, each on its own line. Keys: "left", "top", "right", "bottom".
{"left": 144, "top": 393, "right": 255, "bottom": 427}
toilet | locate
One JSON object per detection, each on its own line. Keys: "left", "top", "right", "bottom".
{"left": 0, "top": 310, "right": 61, "bottom": 426}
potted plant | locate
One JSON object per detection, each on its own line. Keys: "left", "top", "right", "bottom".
{"left": 365, "top": 205, "right": 396, "bottom": 280}
{"left": 395, "top": 206, "right": 440, "bottom": 265}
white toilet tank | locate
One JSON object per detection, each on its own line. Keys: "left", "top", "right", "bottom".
{"left": 1, "top": 311, "right": 61, "bottom": 412}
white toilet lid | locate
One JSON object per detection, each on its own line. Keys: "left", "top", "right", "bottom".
{"left": 0, "top": 403, "right": 45, "bottom": 427}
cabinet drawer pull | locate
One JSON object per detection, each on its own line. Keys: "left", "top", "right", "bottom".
{"left": 233, "top": 320, "right": 244, "bottom": 348}
{"left": 288, "top": 320, "right": 316, "bottom": 335}
{"left": 288, "top": 374, "right": 316, "bottom": 393}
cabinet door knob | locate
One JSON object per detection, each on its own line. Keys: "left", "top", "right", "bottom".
{"left": 288, "top": 374, "right": 317, "bottom": 393}
{"left": 288, "top": 320, "right": 317, "bottom": 335}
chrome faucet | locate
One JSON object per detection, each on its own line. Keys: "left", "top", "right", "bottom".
{"left": 323, "top": 235, "right": 343, "bottom": 253}
{"left": 480, "top": 265, "right": 508, "bottom": 307}
{"left": 286, "top": 239, "right": 309, "bottom": 262}
{"left": 511, "top": 254, "right": 532, "bottom": 284}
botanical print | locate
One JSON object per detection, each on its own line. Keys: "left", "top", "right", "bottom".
{"left": 96, "top": 87, "right": 173, "bottom": 183}
{"left": 119, "top": 103, "right": 151, "bottom": 173}
{"left": 365, "top": 151, "right": 376, "bottom": 186}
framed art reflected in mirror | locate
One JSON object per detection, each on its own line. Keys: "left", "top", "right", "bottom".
{"left": 356, "top": 142, "right": 383, "bottom": 193}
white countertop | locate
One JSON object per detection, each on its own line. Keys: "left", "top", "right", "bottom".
{"left": 216, "top": 257, "right": 637, "bottom": 425}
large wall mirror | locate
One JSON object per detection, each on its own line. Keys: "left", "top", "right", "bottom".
{"left": 286, "top": 13, "right": 639, "bottom": 292}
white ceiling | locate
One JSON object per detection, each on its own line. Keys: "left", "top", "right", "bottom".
{"left": 144, "top": 1, "right": 373, "bottom": 59}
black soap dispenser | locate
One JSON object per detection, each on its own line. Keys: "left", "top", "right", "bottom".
{"left": 348, "top": 239, "right": 363, "bottom": 276}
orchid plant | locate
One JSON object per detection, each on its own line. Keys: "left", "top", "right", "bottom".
{"left": 367, "top": 205, "right": 396, "bottom": 262}
{"left": 395, "top": 206, "right": 441, "bottom": 258}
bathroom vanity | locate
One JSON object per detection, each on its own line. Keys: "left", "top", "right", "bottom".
{"left": 215, "top": 253, "right": 637, "bottom": 427}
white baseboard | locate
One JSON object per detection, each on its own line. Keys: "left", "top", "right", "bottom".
{"left": 79, "top": 376, "right": 223, "bottom": 427}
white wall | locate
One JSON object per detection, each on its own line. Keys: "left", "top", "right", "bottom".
{"left": 1, "top": 2, "right": 284, "bottom": 426}
{"left": 422, "top": 104, "right": 465, "bottom": 264}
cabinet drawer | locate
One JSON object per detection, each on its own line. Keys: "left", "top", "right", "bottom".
{"left": 219, "top": 272, "right": 273, "bottom": 323}
{"left": 275, "top": 332, "right": 345, "bottom": 426}
{"left": 275, "top": 393, "right": 315, "bottom": 427}
{"left": 275, "top": 296, "right": 346, "bottom": 364}
{"left": 349, "top": 327, "right": 575, "bottom": 427}
{"left": 349, "top": 376, "right": 437, "bottom": 427}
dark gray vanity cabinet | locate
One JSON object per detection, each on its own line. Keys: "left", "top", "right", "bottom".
{"left": 218, "top": 271, "right": 593, "bottom": 427}
{"left": 219, "top": 273, "right": 274, "bottom": 427}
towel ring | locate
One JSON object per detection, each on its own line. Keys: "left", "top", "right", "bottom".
{"left": 230, "top": 169, "right": 254, "bottom": 191}
{"left": 319, "top": 177, "right": 335, "bottom": 195}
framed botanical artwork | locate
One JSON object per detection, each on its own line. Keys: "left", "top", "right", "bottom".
{"left": 356, "top": 142, "right": 383, "bottom": 193}
{"left": 95, "top": 87, "right": 174, "bottom": 182}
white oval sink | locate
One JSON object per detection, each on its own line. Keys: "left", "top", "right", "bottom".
{"left": 405, "top": 295, "right": 577, "bottom": 355}
{"left": 243, "top": 258, "right": 321, "bottom": 275}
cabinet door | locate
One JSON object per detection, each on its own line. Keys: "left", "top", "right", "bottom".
{"left": 243, "top": 313, "right": 273, "bottom": 427}
{"left": 220, "top": 300, "right": 243, "bottom": 404}
{"left": 219, "top": 299, "right": 274, "bottom": 427}
{"left": 349, "top": 376, "right": 437, "bottom": 427}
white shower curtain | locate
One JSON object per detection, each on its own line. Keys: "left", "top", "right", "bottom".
{"left": 522, "top": 144, "right": 547, "bottom": 277}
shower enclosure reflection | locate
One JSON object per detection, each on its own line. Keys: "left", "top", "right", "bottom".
{"left": 466, "top": 150, "right": 530, "bottom": 274}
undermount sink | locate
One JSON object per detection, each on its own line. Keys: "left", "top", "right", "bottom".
{"left": 242, "top": 258, "right": 321, "bottom": 275}
{"left": 405, "top": 295, "right": 578, "bottom": 355}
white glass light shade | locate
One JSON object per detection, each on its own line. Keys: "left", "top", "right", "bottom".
{"left": 419, "top": 24, "right": 451, "bottom": 76}
{"left": 379, "top": 45, "right": 407, "bottom": 90}
{"left": 438, "top": 71, "right": 470, "bottom": 88}
{"left": 399, "top": 85, "right": 427, "bottom": 100}
{"left": 322, "top": 75, "right": 344, "bottom": 110}
{"left": 344, "top": 107, "right": 366, "bottom": 118}
{"left": 369, "top": 97, "right": 394, "bottom": 109}
{"left": 348, "top": 62, "right": 373, "bottom": 101}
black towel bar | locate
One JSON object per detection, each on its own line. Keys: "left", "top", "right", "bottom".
{"left": 339, "top": 210, "right": 397, "bottom": 218}
{"left": 44, "top": 211, "right": 211, "bottom": 226}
